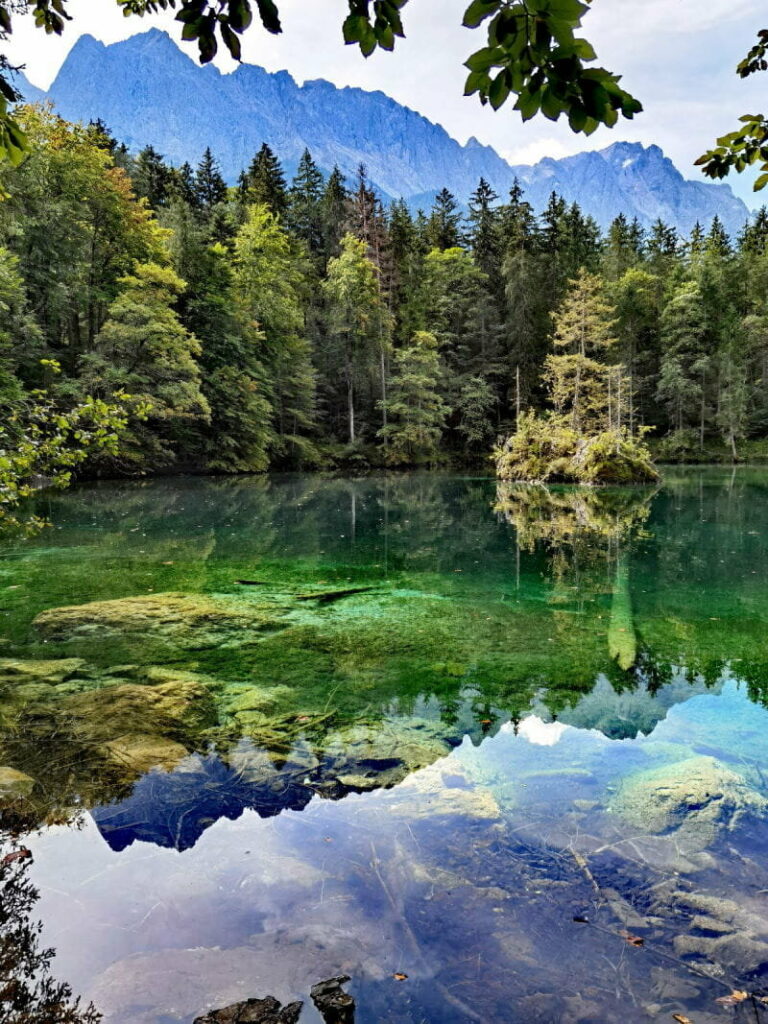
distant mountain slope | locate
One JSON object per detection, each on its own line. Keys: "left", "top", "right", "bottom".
{"left": 30, "top": 28, "right": 749, "bottom": 234}
{"left": 14, "top": 71, "right": 45, "bottom": 104}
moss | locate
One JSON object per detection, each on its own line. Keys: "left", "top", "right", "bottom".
{"left": 0, "top": 657, "right": 86, "bottom": 686}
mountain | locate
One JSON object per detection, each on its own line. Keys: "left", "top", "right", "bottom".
{"left": 26, "top": 28, "right": 749, "bottom": 234}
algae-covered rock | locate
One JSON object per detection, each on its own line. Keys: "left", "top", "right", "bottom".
{"left": 32, "top": 592, "right": 281, "bottom": 650}
{"left": 611, "top": 755, "right": 767, "bottom": 844}
{"left": 0, "top": 657, "right": 86, "bottom": 686}
{"left": 322, "top": 718, "right": 457, "bottom": 791}
{"left": 670, "top": 891, "right": 768, "bottom": 974}
{"left": 67, "top": 677, "right": 216, "bottom": 739}
{"left": 0, "top": 766, "right": 35, "bottom": 798}
{"left": 385, "top": 761, "right": 502, "bottom": 821}
{"left": 13, "top": 682, "right": 57, "bottom": 702}
{"left": 103, "top": 734, "right": 189, "bottom": 773}
{"left": 226, "top": 685, "right": 294, "bottom": 715}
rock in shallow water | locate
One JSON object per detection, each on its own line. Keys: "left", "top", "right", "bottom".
{"left": 194, "top": 996, "right": 303, "bottom": 1024}
{"left": 610, "top": 754, "right": 767, "bottom": 845}
{"left": 32, "top": 592, "right": 281, "bottom": 650}
{"left": 0, "top": 766, "right": 35, "bottom": 798}
{"left": 310, "top": 975, "right": 355, "bottom": 1023}
{"left": 0, "top": 657, "right": 85, "bottom": 686}
{"left": 102, "top": 733, "right": 190, "bottom": 773}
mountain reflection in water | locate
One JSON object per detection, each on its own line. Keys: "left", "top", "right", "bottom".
{"left": 1, "top": 470, "right": 768, "bottom": 1023}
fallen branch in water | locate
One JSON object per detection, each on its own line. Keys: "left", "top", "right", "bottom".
{"left": 295, "top": 587, "right": 378, "bottom": 603}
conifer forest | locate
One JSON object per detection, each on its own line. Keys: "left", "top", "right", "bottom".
{"left": 3, "top": 105, "right": 768, "bottom": 494}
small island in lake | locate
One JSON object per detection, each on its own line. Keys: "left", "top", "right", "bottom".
{"left": 495, "top": 268, "right": 659, "bottom": 485}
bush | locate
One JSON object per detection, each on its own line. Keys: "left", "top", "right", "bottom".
{"left": 494, "top": 412, "right": 658, "bottom": 485}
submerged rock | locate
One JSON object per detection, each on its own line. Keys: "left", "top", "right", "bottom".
{"left": 0, "top": 657, "right": 85, "bottom": 686}
{"left": 322, "top": 718, "right": 456, "bottom": 791}
{"left": 611, "top": 755, "right": 767, "bottom": 844}
{"left": 384, "top": 760, "right": 502, "bottom": 821}
{"left": 0, "top": 766, "right": 35, "bottom": 798}
{"left": 671, "top": 891, "right": 768, "bottom": 975}
{"left": 102, "top": 733, "right": 189, "bottom": 773}
{"left": 194, "top": 996, "right": 303, "bottom": 1024}
{"left": 33, "top": 592, "right": 282, "bottom": 649}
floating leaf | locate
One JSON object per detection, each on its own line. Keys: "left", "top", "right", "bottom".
{"left": 1, "top": 848, "right": 31, "bottom": 866}
{"left": 672, "top": 1015, "right": 693, "bottom": 1024}
{"left": 715, "top": 990, "right": 749, "bottom": 1006}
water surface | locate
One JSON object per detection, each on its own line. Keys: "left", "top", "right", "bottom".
{"left": 2, "top": 470, "right": 768, "bottom": 1023}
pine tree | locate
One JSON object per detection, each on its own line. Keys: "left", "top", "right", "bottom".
{"left": 83, "top": 262, "right": 209, "bottom": 467}
{"left": 133, "top": 145, "right": 171, "bottom": 209}
{"left": 379, "top": 330, "right": 448, "bottom": 464}
{"left": 321, "top": 166, "right": 350, "bottom": 260}
{"left": 426, "top": 188, "right": 462, "bottom": 250}
{"left": 544, "top": 268, "right": 624, "bottom": 434}
{"left": 287, "top": 149, "right": 325, "bottom": 263}
{"left": 195, "top": 147, "right": 228, "bottom": 209}
{"left": 245, "top": 143, "right": 288, "bottom": 217}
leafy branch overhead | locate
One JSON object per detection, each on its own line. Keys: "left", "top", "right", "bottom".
{"left": 694, "top": 27, "right": 768, "bottom": 191}
{"left": 462, "top": 0, "right": 641, "bottom": 133}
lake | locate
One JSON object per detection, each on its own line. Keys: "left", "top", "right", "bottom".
{"left": 2, "top": 469, "right": 768, "bottom": 1024}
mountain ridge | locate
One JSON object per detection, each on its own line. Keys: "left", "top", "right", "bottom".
{"left": 21, "top": 28, "right": 750, "bottom": 234}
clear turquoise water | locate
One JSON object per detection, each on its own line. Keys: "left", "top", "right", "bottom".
{"left": 2, "top": 470, "right": 768, "bottom": 1023}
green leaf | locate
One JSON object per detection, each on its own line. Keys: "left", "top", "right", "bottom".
{"left": 463, "top": 0, "right": 502, "bottom": 29}
{"left": 488, "top": 71, "right": 511, "bottom": 109}
{"left": 254, "top": 0, "right": 281, "bottom": 34}
{"left": 464, "top": 45, "right": 503, "bottom": 73}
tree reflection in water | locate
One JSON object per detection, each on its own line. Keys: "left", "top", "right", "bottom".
{"left": 495, "top": 482, "right": 656, "bottom": 670}
{"left": 0, "top": 828, "right": 100, "bottom": 1024}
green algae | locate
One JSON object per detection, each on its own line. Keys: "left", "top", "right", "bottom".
{"left": 1, "top": 469, "right": 768, "bottom": 823}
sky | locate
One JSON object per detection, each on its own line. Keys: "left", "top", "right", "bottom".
{"left": 6, "top": 0, "right": 767, "bottom": 205}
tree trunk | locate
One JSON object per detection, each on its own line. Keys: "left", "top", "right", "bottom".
{"left": 348, "top": 377, "right": 355, "bottom": 444}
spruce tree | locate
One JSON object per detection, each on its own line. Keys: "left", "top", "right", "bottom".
{"left": 467, "top": 177, "right": 501, "bottom": 278}
{"left": 84, "top": 262, "right": 209, "bottom": 467}
{"left": 379, "top": 330, "right": 448, "bottom": 464}
{"left": 234, "top": 204, "right": 317, "bottom": 464}
{"left": 426, "top": 188, "right": 462, "bottom": 250}
{"left": 195, "top": 147, "right": 228, "bottom": 209}
{"left": 133, "top": 145, "right": 171, "bottom": 209}
{"left": 321, "top": 166, "right": 350, "bottom": 260}
{"left": 544, "top": 268, "right": 623, "bottom": 434}
{"left": 245, "top": 143, "right": 288, "bottom": 217}
{"left": 323, "top": 234, "right": 389, "bottom": 445}
{"left": 287, "top": 148, "right": 325, "bottom": 263}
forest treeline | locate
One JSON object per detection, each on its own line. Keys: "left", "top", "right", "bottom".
{"left": 2, "top": 104, "right": 768, "bottom": 478}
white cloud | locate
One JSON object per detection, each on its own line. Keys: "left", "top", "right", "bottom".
{"left": 501, "top": 137, "right": 582, "bottom": 167}
{"left": 514, "top": 715, "right": 570, "bottom": 747}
